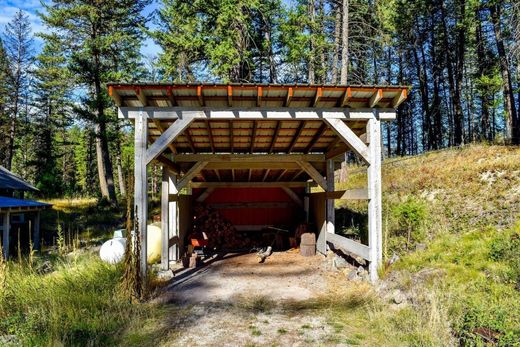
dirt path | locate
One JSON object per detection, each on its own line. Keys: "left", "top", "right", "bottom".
{"left": 154, "top": 252, "right": 346, "bottom": 346}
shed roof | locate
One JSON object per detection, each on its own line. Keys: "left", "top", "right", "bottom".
{"left": 109, "top": 83, "right": 409, "bottom": 185}
{"left": 107, "top": 83, "right": 409, "bottom": 109}
{"left": 0, "top": 166, "right": 38, "bottom": 192}
{"left": 0, "top": 197, "right": 52, "bottom": 211}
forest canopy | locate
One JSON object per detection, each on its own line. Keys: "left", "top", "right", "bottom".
{"left": 0, "top": 0, "right": 518, "bottom": 202}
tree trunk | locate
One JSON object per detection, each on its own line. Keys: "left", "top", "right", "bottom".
{"left": 490, "top": 3, "right": 519, "bottom": 144}
{"left": 331, "top": 3, "right": 341, "bottom": 84}
{"left": 340, "top": 0, "right": 349, "bottom": 84}
{"left": 476, "top": 8, "right": 491, "bottom": 141}
{"left": 439, "top": 0, "right": 465, "bottom": 146}
{"left": 308, "top": 0, "right": 315, "bottom": 84}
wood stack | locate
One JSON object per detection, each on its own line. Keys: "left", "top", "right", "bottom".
{"left": 300, "top": 233, "right": 316, "bottom": 257}
{"left": 192, "top": 204, "right": 250, "bottom": 249}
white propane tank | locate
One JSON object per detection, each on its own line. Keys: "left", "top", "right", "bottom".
{"left": 146, "top": 224, "right": 162, "bottom": 264}
{"left": 99, "top": 237, "right": 127, "bottom": 264}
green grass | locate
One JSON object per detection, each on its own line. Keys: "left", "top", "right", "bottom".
{"left": 0, "top": 252, "right": 151, "bottom": 345}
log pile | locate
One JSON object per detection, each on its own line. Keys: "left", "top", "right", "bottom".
{"left": 192, "top": 204, "right": 250, "bottom": 249}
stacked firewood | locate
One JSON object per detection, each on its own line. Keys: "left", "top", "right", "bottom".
{"left": 192, "top": 204, "right": 250, "bottom": 249}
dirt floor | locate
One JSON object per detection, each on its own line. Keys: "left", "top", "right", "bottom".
{"left": 154, "top": 251, "right": 349, "bottom": 346}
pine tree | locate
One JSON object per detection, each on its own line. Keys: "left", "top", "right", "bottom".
{"left": 0, "top": 39, "right": 10, "bottom": 166}
{"left": 31, "top": 38, "right": 72, "bottom": 195}
{"left": 40, "top": 0, "right": 150, "bottom": 203}
{"left": 3, "top": 10, "right": 33, "bottom": 171}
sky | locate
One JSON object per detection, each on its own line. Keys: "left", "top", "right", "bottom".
{"left": 0, "top": 0, "right": 163, "bottom": 57}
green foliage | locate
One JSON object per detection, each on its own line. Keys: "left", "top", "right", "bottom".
{"left": 489, "top": 224, "right": 520, "bottom": 285}
{"left": 390, "top": 197, "right": 428, "bottom": 251}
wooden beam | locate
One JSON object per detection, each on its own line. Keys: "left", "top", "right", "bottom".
{"left": 250, "top": 121, "right": 258, "bottom": 153}
{"left": 152, "top": 119, "right": 177, "bottom": 154}
{"left": 324, "top": 118, "right": 370, "bottom": 163}
{"left": 206, "top": 120, "right": 215, "bottom": 153}
{"left": 257, "top": 86, "right": 262, "bottom": 107}
{"left": 119, "top": 107, "right": 396, "bottom": 120}
{"left": 166, "top": 86, "right": 176, "bottom": 106}
{"left": 392, "top": 89, "right": 407, "bottom": 108}
{"left": 168, "top": 174, "right": 178, "bottom": 261}
{"left": 297, "top": 161, "right": 327, "bottom": 190}
{"left": 214, "top": 169, "right": 221, "bottom": 181}
{"left": 325, "top": 144, "right": 348, "bottom": 160}
{"left": 326, "top": 233, "right": 371, "bottom": 261}
{"left": 229, "top": 121, "right": 234, "bottom": 153}
{"left": 190, "top": 181, "right": 311, "bottom": 188}
{"left": 305, "top": 123, "right": 327, "bottom": 153}
{"left": 313, "top": 87, "right": 322, "bottom": 107}
{"left": 269, "top": 121, "right": 282, "bottom": 153}
{"left": 313, "top": 189, "right": 368, "bottom": 200}
{"left": 340, "top": 87, "right": 351, "bottom": 107}
{"left": 146, "top": 116, "right": 194, "bottom": 164}
{"left": 276, "top": 169, "right": 287, "bottom": 181}
{"left": 287, "top": 121, "right": 306, "bottom": 153}
{"left": 134, "top": 110, "right": 148, "bottom": 281}
{"left": 367, "top": 116, "right": 382, "bottom": 282}
{"left": 282, "top": 187, "right": 303, "bottom": 207}
{"left": 2, "top": 212, "right": 9, "bottom": 259}
{"left": 369, "top": 88, "right": 383, "bottom": 108}
{"left": 177, "top": 161, "right": 208, "bottom": 190}
{"left": 172, "top": 154, "right": 326, "bottom": 162}
{"left": 196, "top": 187, "right": 215, "bottom": 202}
{"left": 205, "top": 162, "right": 301, "bottom": 170}
{"left": 227, "top": 85, "right": 233, "bottom": 107}
{"left": 262, "top": 169, "right": 270, "bottom": 182}
{"left": 285, "top": 87, "right": 293, "bottom": 106}
{"left": 161, "top": 168, "right": 170, "bottom": 270}
{"left": 197, "top": 85, "right": 205, "bottom": 106}
{"left": 135, "top": 87, "right": 148, "bottom": 106}
{"left": 154, "top": 154, "right": 181, "bottom": 174}
{"left": 108, "top": 86, "right": 122, "bottom": 106}
{"left": 326, "top": 159, "right": 335, "bottom": 235}
{"left": 185, "top": 128, "right": 196, "bottom": 153}
{"left": 33, "top": 210, "right": 40, "bottom": 250}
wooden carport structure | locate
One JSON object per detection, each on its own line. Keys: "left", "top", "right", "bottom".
{"left": 109, "top": 83, "right": 408, "bottom": 282}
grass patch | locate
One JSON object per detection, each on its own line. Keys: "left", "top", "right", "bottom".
{"left": 0, "top": 252, "right": 150, "bottom": 345}
{"left": 392, "top": 224, "right": 520, "bottom": 345}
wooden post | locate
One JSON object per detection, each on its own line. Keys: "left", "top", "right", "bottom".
{"left": 33, "top": 210, "right": 40, "bottom": 251}
{"left": 168, "top": 174, "right": 178, "bottom": 262}
{"left": 135, "top": 109, "right": 148, "bottom": 280}
{"left": 2, "top": 212, "right": 9, "bottom": 259}
{"left": 326, "top": 159, "right": 335, "bottom": 235}
{"left": 161, "top": 168, "right": 169, "bottom": 270}
{"left": 367, "top": 114, "right": 382, "bottom": 282}
{"left": 304, "top": 184, "right": 310, "bottom": 223}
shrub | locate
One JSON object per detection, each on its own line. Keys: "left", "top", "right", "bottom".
{"left": 391, "top": 197, "right": 428, "bottom": 251}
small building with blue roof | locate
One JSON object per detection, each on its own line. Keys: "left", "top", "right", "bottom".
{"left": 0, "top": 166, "right": 52, "bottom": 259}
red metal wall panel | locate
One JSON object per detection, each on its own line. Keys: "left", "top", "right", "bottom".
{"left": 198, "top": 188, "right": 303, "bottom": 227}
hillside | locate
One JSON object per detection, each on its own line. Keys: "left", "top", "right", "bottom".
{"left": 337, "top": 144, "right": 520, "bottom": 345}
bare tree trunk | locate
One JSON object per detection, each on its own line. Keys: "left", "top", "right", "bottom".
{"left": 490, "top": 3, "right": 519, "bottom": 144}
{"left": 439, "top": 0, "right": 465, "bottom": 146}
{"left": 476, "top": 7, "right": 491, "bottom": 141}
{"left": 340, "top": 0, "right": 349, "bottom": 84}
{"left": 331, "top": 3, "right": 341, "bottom": 84}
{"left": 308, "top": 0, "right": 315, "bottom": 84}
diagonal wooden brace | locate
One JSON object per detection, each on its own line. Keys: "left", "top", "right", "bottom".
{"left": 146, "top": 116, "right": 194, "bottom": 164}
{"left": 324, "top": 118, "right": 370, "bottom": 164}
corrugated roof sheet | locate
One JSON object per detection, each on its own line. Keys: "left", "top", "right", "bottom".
{"left": 0, "top": 197, "right": 52, "bottom": 209}
{"left": 0, "top": 166, "right": 38, "bottom": 192}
